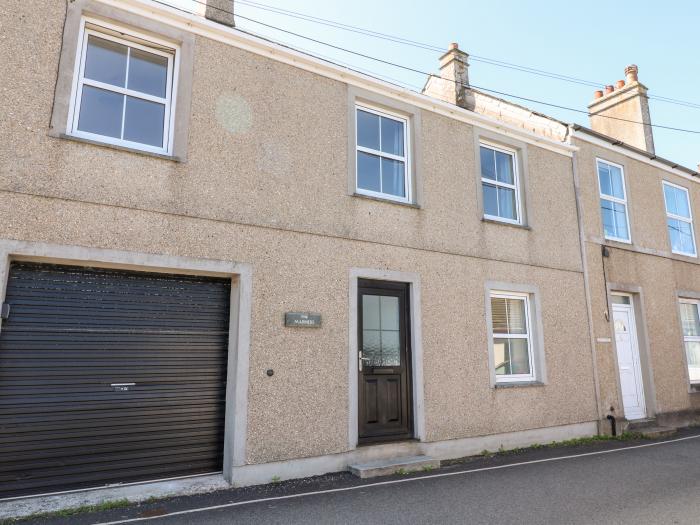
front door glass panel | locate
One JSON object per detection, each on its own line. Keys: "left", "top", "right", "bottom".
{"left": 362, "top": 295, "right": 400, "bottom": 367}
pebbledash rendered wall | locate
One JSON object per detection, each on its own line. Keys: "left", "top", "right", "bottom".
{"left": 0, "top": 0, "right": 599, "bottom": 480}
{"left": 573, "top": 135, "right": 700, "bottom": 427}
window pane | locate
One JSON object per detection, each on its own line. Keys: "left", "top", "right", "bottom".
{"left": 491, "top": 297, "right": 527, "bottom": 335}
{"left": 613, "top": 202, "right": 629, "bottom": 240}
{"left": 357, "top": 110, "right": 380, "bottom": 150}
{"left": 84, "top": 35, "right": 127, "bottom": 87}
{"left": 380, "top": 330, "right": 401, "bottom": 366}
{"left": 495, "top": 151, "right": 514, "bottom": 184}
{"left": 357, "top": 151, "right": 381, "bottom": 192}
{"left": 362, "top": 295, "right": 380, "bottom": 330}
{"left": 128, "top": 48, "right": 169, "bottom": 98}
{"left": 380, "top": 158, "right": 405, "bottom": 198}
{"left": 123, "top": 96, "right": 165, "bottom": 147}
{"left": 483, "top": 183, "right": 498, "bottom": 216}
{"left": 493, "top": 338, "right": 510, "bottom": 375}
{"left": 363, "top": 330, "right": 381, "bottom": 364}
{"left": 505, "top": 298, "right": 527, "bottom": 334}
{"left": 77, "top": 85, "right": 123, "bottom": 139}
{"left": 480, "top": 146, "right": 496, "bottom": 180}
{"left": 686, "top": 342, "right": 700, "bottom": 382}
{"left": 598, "top": 163, "right": 612, "bottom": 196}
{"left": 509, "top": 339, "right": 531, "bottom": 375}
{"left": 611, "top": 295, "right": 631, "bottom": 305}
{"left": 380, "top": 296, "right": 399, "bottom": 331}
{"left": 491, "top": 297, "right": 507, "bottom": 333}
{"left": 668, "top": 218, "right": 695, "bottom": 254}
{"left": 609, "top": 165, "right": 625, "bottom": 199}
{"left": 497, "top": 187, "right": 517, "bottom": 220}
{"left": 680, "top": 303, "right": 700, "bottom": 337}
{"left": 665, "top": 185, "right": 690, "bottom": 218}
{"left": 380, "top": 117, "right": 404, "bottom": 156}
{"left": 601, "top": 199, "right": 628, "bottom": 240}
{"left": 664, "top": 184, "right": 678, "bottom": 215}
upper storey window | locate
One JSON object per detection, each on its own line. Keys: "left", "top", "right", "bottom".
{"left": 355, "top": 105, "right": 410, "bottom": 203}
{"left": 68, "top": 22, "right": 177, "bottom": 155}
{"left": 663, "top": 181, "right": 697, "bottom": 257}
{"left": 480, "top": 143, "right": 521, "bottom": 224}
{"left": 597, "top": 159, "right": 630, "bottom": 243}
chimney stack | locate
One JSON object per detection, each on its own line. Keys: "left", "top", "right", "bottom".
{"left": 422, "top": 43, "right": 474, "bottom": 110}
{"left": 588, "top": 64, "right": 654, "bottom": 154}
{"left": 205, "top": 0, "right": 235, "bottom": 27}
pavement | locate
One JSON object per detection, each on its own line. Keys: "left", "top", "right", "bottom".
{"left": 13, "top": 427, "right": 700, "bottom": 525}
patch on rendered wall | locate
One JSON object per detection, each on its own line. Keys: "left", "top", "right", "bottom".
{"left": 215, "top": 93, "right": 252, "bottom": 134}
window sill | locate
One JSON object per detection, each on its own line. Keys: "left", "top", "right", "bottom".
{"left": 352, "top": 192, "right": 420, "bottom": 209}
{"left": 481, "top": 218, "right": 530, "bottom": 230}
{"left": 494, "top": 381, "right": 544, "bottom": 389}
{"left": 57, "top": 133, "right": 183, "bottom": 162}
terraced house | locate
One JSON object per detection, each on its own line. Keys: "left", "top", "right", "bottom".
{"left": 0, "top": 0, "right": 697, "bottom": 505}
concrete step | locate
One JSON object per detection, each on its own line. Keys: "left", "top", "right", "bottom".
{"left": 349, "top": 455, "right": 440, "bottom": 479}
{"left": 637, "top": 426, "right": 677, "bottom": 439}
{"left": 627, "top": 418, "right": 657, "bottom": 431}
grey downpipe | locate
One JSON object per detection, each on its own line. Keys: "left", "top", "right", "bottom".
{"left": 569, "top": 140, "right": 604, "bottom": 430}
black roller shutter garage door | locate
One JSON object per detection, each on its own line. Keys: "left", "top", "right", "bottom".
{"left": 0, "top": 262, "right": 230, "bottom": 497}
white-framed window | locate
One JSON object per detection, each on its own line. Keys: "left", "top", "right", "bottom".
{"left": 679, "top": 299, "right": 700, "bottom": 384}
{"left": 67, "top": 19, "right": 178, "bottom": 155}
{"left": 597, "top": 159, "right": 631, "bottom": 243}
{"left": 489, "top": 291, "right": 535, "bottom": 382}
{"left": 480, "top": 143, "right": 521, "bottom": 224}
{"left": 355, "top": 104, "right": 410, "bottom": 203}
{"left": 663, "top": 181, "right": 697, "bottom": 257}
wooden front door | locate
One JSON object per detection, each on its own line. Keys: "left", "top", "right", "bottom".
{"left": 358, "top": 280, "right": 413, "bottom": 443}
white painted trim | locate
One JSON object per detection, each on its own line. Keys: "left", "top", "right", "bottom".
{"left": 596, "top": 158, "right": 632, "bottom": 244}
{"left": 611, "top": 297, "right": 647, "bottom": 420}
{"left": 572, "top": 130, "right": 699, "bottom": 185}
{"left": 479, "top": 141, "right": 522, "bottom": 225}
{"left": 484, "top": 281, "right": 547, "bottom": 387}
{"left": 662, "top": 180, "right": 698, "bottom": 258}
{"left": 66, "top": 16, "right": 179, "bottom": 155}
{"left": 92, "top": 0, "right": 576, "bottom": 157}
{"left": 0, "top": 240, "right": 252, "bottom": 484}
{"left": 348, "top": 268, "right": 425, "bottom": 449}
{"left": 355, "top": 104, "right": 411, "bottom": 203}
{"left": 677, "top": 297, "right": 700, "bottom": 387}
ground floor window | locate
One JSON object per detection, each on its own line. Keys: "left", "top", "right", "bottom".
{"left": 489, "top": 291, "right": 535, "bottom": 382}
{"left": 679, "top": 299, "right": 700, "bottom": 384}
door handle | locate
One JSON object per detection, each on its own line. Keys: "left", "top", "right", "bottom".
{"left": 358, "top": 352, "right": 370, "bottom": 371}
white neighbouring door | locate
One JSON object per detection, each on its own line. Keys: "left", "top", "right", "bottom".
{"left": 613, "top": 302, "right": 647, "bottom": 420}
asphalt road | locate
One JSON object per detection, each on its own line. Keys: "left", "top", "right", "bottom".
{"left": 103, "top": 433, "right": 700, "bottom": 525}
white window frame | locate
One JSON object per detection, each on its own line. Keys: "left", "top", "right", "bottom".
{"left": 596, "top": 158, "right": 631, "bottom": 244}
{"left": 663, "top": 181, "right": 697, "bottom": 258}
{"left": 66, "top": 17, "right": 180, "bottom": 155}
{"left": 480, "top": 142, "right": 522, "bottom": 225}
{"left": 489, "top": 291, "right": 535, "bottom": 383}
{"left": 355, "top": 104, "right": 411, "bottom": 204}
{"left": 679, "top": 298, "right": 700, "bottom": 385}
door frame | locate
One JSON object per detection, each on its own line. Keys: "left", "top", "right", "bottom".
{"left": 610, "top": 292, "right": 648, "bottom": 421}
{"left": 348, "top": 268, "right": 425, "bottom": 449}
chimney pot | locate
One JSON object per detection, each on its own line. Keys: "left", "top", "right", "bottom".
{"left": 594, "top": 90, "right": 604, "bottom": 99}
{"left": 615, "top": 80, "right": 625, "bottom": 89}
{"left": 604, "top": 85, "right": 614, "bottom": 95}
{"left": 625, "top": 64, "right": 638, "bottom": 83}
{"left": 449, "top": 42, "right": 459, "bottom": 50}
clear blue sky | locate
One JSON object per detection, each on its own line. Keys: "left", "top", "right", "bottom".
{"left": 170, "top": 0, "right": 700, "bottom": 169}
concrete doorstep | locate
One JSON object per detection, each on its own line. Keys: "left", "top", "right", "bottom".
{"left": 349, "top": 455, "right": 440, "bottom": 479}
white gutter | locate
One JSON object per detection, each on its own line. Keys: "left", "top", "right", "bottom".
{"left": 96, "top": 0, "right": 577, "bottom": 157}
